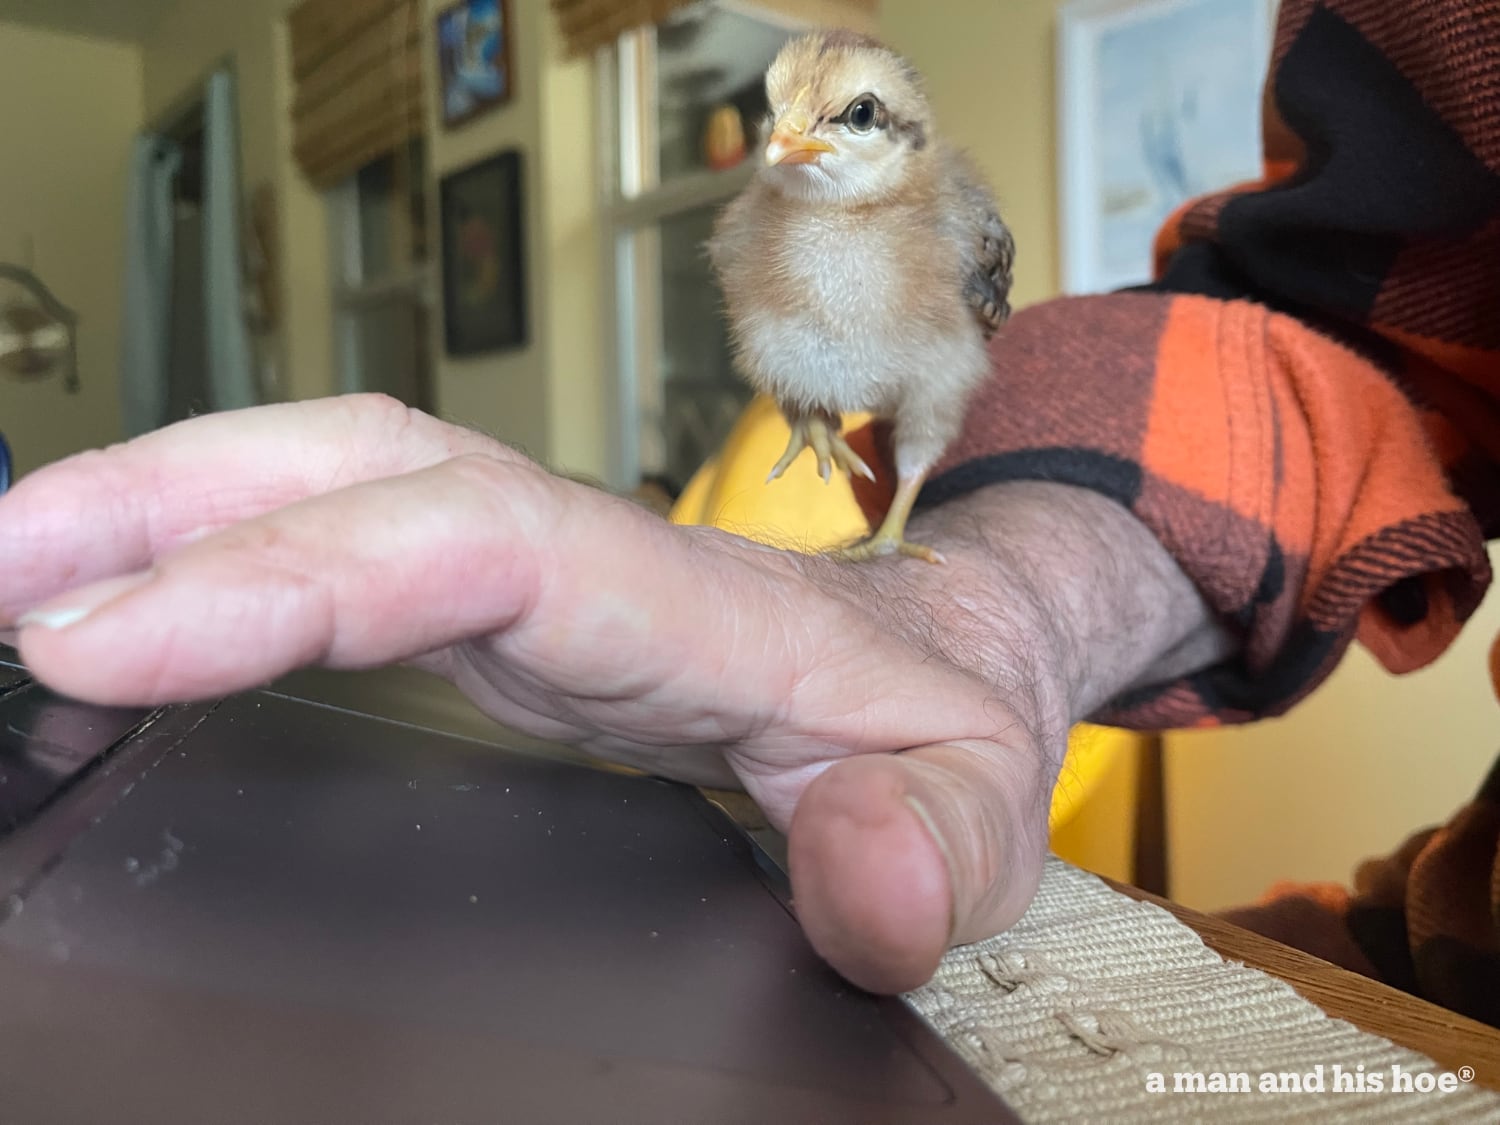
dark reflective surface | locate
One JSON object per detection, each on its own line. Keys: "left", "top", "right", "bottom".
{"left": 0, "top": 660, "right": 154, "bottom": 835}
{"left": 0, "top": 644, "right": 1015, "bottom": 1123}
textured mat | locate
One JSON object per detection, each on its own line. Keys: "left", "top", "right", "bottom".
{"left": 907, "top": 857, "right": 1499, "bottom": 1122}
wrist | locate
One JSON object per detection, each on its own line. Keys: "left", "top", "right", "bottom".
{"left": 797, "top": 520, "right": 1070, "bottom": 788}
{"left": 815, "top": 481, "right": 1232, "bottom": 732}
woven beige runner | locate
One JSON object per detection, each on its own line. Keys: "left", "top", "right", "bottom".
{"left": 907, "top": 857, "right": 1499, "bottom": 1122}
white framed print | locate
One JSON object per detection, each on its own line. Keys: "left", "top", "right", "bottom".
{"left": 1056, "top": 0, "right": 1273, "bottom": 295}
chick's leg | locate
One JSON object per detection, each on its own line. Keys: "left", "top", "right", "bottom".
{"left": 833, "top": 469, "right": 944, "bottom": 564}
{"left": 835, "top": 394, "right": 960, "bottom": 565}
{"left": 766, "top": 409, "right": 875, "bottom": 485}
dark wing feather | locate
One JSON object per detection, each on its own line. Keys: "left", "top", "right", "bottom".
{"left": 950, "top": 155, "right": 1016, "bottom": 340}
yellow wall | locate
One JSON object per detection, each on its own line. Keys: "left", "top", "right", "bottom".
{"left": 422, "top": 0, "right": 605, "bottom": 476}
{"left": 881, "top": 0, "right": 1062, "bottom": 310}
{"left": 0, "top": 23, "right": 144, "bottom": 476}
{"left": 1167, "top": 548, "right": 1500, "bottom": 911}
{"left": 534, "top": 10, "right": 607, "bottom": 478}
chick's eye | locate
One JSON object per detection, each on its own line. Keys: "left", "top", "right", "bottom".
{"left": 846, "top": 97, "right": 879, "bottom": 133}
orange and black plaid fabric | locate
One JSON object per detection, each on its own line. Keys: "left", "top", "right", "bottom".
{"left": 852, "top": 0, "right": 1500, "bottom": 1023}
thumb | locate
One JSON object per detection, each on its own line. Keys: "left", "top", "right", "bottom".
{"left": 785, "top": 739, "right": 1053, "bottom": 994}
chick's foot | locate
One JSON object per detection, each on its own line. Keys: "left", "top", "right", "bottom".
{"left": 833, "top": 535, "right": 945, "bottom": 565}
{"left": 830, "top": 471, "right": 944, "bottom": 564}
{"left": 767, "top": 413, "right": 876, "bottom": 485}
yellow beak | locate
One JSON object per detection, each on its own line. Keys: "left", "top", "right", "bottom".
{"left": 765, "top": 120, "right": 835, "bottom": 167}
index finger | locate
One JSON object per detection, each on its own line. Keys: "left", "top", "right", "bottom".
{"left": 0, "top": 396, "right": 517, "bottom": 622}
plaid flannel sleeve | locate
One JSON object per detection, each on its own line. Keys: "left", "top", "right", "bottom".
{"left": 852, "top": 292, "right": 1489, "bottom": 729}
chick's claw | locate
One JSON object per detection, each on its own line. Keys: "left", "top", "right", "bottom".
{"left": 767, "top": 414, "right": 876, "bottom": 485}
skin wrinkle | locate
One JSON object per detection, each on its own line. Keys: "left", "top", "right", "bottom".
{"left": 968, "top": 749, "right": 1037, "bottom": 922}
{"left": 218, "top": 495, "right": 405, "bottom": 666}
{"left": 466, "top": 522, "right": 817, "bottom": 759}
{"left": 901, "top": 792, "right": 958, "bottom": 941}
{"left": 658, "top": 544, "right": 797, "bottom": 742}
{"left": 698, "top": 540, "right": 869, "bottom": 747}
{"left": 753, "top": 582, "right": 821, "bottom": 743}
{"left": 196, "top": 549, "right": 337, "bottom": 675}
{"left": 456, "top": 460, "right": 585, "bottom": 655}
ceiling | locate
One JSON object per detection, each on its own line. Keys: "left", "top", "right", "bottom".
{"left": 0, "top": 0, "right": 179, "bottom": 43}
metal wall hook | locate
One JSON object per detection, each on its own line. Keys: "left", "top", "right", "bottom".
{"left": 0, "top": 263, "right": 80, "bottom": 394}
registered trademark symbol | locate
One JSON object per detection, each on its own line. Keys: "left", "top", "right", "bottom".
{"left": 1458, "top": 1066, "right": 1475, "bottom": 1083}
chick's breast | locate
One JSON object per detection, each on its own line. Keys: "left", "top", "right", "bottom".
{"left": 710, "top": 184, "right": 980, "bottom": 422}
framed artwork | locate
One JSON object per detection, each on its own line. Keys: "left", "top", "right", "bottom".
{"left": 437, "top": 0, "right": 514, "bottom": 129}
{"left": 439, "top": 151, "right": 527, "bottom": 356}
{"left": 1057, "top": 0, "right": 1272, "bottom": 294}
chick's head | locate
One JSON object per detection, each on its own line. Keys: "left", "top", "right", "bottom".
{"left": 760, "top": 31, "right": 931, "bottom": 205}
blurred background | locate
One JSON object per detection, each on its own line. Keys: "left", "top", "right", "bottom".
{"left": 0, "top": 0, "right": 1496, "bottom": 914}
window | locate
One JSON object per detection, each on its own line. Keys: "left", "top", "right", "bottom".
{"left": 604, "top": 1, "right": 803, "bottom": 490}
{"left": 329, "top": 139, "right": 435, "bottom": 413}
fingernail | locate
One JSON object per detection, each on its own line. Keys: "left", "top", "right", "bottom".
{"left": 18, "top": 570, "right": 155, "bottom": 631}
{"left": 904, "top": 794, "right": 959, "bottom": 945}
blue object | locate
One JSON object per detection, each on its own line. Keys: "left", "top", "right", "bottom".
{"left": 0, "top": 432, "right": 10, "bottom": 496}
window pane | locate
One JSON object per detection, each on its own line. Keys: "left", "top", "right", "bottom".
{"left": 345, "top": 293, "right": 434, "bottom": 414}
{"left": 354, "top": 139, "right": 428, "bottom": 282}
{"left": 654, "top": 3, "right": 792, "bottom": 183}
{"left": 655, "top": 202, "right": 750, "bottom": 486}
{"left": 407, "top": 139, "right": 430, "bottom": 266}
{"left": 355, "top": 157, "right": 396, "bottom": 281}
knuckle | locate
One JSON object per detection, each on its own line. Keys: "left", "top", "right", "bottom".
{"left": 438, "top": 453, "right": 563, "bottom": 536}
{"left": 441, "top": 450, "right": 538, "bottom": 490}
{"left": 342, "top": 391, "right": 412, "bottom": 420}
{"left": 341, "top": 391, "right": 424, "bottom": 445}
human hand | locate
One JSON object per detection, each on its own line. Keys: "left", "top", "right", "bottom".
{"left": 0, "top": 395, "right": 1224, "bottom": 992}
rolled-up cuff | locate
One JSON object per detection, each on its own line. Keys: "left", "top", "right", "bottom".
{"left": 849, "top": 293, "right": 1490, "bottom": 729}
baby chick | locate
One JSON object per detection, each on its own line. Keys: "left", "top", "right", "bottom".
{"left": 709, "top": 30, "right": 1014, "bottom": 563}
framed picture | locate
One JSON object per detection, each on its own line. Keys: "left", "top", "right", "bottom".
{"left": 1056, "top": 0, "right": 1272, "bottom": 294}
{"left": 437, "top": 0, "right": 514, "bottom": 129}
{"left": 439, "top": 150, "right": 527, "bottom": 356}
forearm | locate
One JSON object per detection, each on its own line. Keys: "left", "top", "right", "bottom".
{"left": 821, "top": 481, "right": 1235, "bottom": 744}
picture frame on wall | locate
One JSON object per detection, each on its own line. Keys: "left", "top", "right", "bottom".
{"left": 437, "top": 0, "right": 514, "bottom": 129}
{"left": 439, "top": 150, "right": 527, "bottom": 356}
{"left": 1056, "top": 0, "right": 1272, "bottom": 295}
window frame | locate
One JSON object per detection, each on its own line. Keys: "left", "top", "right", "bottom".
{"left": 599, "top": 0, "right": 812, "bottom": 488}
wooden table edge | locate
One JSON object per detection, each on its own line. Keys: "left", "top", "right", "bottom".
{"left": 1103, "top": 877, "right": 1500, "bottom": 1092}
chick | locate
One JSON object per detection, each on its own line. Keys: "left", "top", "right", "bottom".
{"left": 708, "top": 30, "right": 1014, "bottom": 563}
